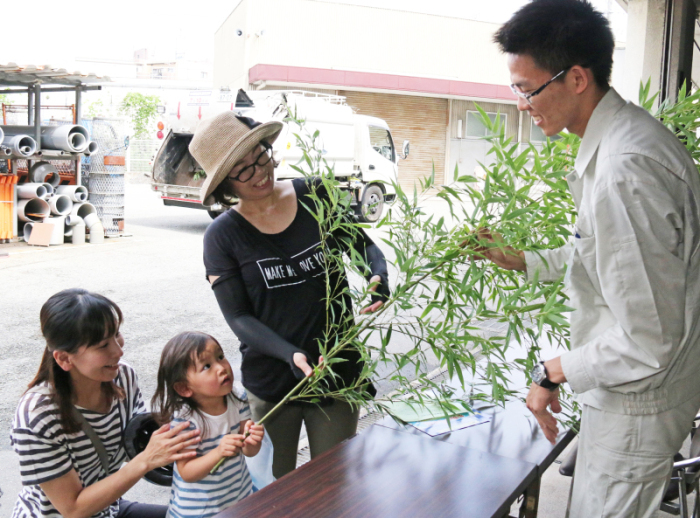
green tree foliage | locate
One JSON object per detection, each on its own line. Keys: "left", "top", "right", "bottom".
{"left": 119, "top": 92, "right": 160, "bottom": 138}
{"left": 0, "top": 94, "right": 14, "bottom": 105}
{"left": 86, "top": 99, "right": 106, "bottom": 119}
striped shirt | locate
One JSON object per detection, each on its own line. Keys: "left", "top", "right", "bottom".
{"left": 11, "top": 363, "right": 147, "bottom": 518}
{"left": 167, "top": 390, "right": 253, "bottom": 518}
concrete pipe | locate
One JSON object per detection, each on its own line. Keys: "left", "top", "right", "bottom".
{"left": 70, "top": 202, "right": 97, "bottom": 220}
{"left": 41, "top": 183, "right": 54, "bottom": 199}
{"left": 49, "top": 194, "right": 73, "bottom": 216}
{"left": 0, "top": 127, "right": 3, "bottom": 143}
{"left": 56, "top": 185, "right": 88, "bottom": 203}
{"left": 17, "top": 197, "right": 50, "bottom": 222}
{"left": 0, "top": 146, "right": 11, "bottom": 156}
{"left": 64, "top": 215, "right": 85, "bottom": 237}
{"left": 89, "top": 222, "right": 105, "bottom": 244}
{"left": 83, "top": 212, "right": 101, "bottom": 230}
{"left": 71, "top": 222, "right": 86, "bottom": 245}
{"left": 29, "top": 162, "right": 60, "bottom": 187}
{"left": 1, "top": 125, "right": 90, "bottom": 153}
{"left": 2, "top": 134, "right": 37, "bottom": 157}
{"left": 23, "top": 222, "right": 34, "bottom": 243}
{"left": 84, "top": 141, "right": 99, "bottom": 156}
{"left": 46, "top": 216, "right": 65, "bottom": 245}
{"left": 17, "top": 183, "right": 48, "bottom": 199}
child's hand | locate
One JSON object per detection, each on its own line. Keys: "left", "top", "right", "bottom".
{"left": 244, "top": 421, "right": 264, "bottom": 447}
{"left": 217, "top": 434, "right": 245, "bottom": 458}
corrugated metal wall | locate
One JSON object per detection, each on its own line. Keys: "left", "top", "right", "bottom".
{"left": 450, "top": 100, "right": 519, "bottom": 141}
{"left": 340, "top": 91, "right": 448, "bottom": 189}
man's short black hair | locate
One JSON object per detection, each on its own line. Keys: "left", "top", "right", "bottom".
{"left": 494, "top": 0, "right": 615, "bottom": 89}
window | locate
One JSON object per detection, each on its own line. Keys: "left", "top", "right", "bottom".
{"left": 529, "top": 118, "right": 561, "bottom": 142}
{"left": 369, "top": 126, "right": 395, "bottom": 162}
{"left": 465, "top": 111, "right": 506, "bottom": 138}
{"left": 152, "top": 68, "right": 163, "bottom": 78}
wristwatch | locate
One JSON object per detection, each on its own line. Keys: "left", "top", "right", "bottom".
{"left": 530, "top": 361, "right": 560, "bottom": 391}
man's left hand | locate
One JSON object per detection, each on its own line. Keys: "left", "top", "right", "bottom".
{"left": 526, "top": 384, "right": 562, "bottom": 444}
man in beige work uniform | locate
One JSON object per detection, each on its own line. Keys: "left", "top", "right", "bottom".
{"left": 485, "top": 1, "right": 700, "bottom": 516}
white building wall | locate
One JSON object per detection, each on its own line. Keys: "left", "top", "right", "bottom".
{"left": 214, "top": 0, "right": 250, "bottom": 90}
{"left": 215, "top": 0, "right": 513, "bottom": 89}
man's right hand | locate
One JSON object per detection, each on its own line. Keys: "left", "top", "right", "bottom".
{"left": 471, "top": 228, "right": 527, "bottom": 271}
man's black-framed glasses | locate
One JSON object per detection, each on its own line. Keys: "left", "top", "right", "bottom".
{"left": 510, "top": 68, "right": 569, "bottom": 106}
{"left": 228, "top": 142, "right": 273, "bottom": 183}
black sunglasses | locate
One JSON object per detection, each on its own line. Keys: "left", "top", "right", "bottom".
{"left": 227, "top": 142, "right": 273, "bottom": 183}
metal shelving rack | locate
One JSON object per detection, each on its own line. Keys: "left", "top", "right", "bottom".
{"left": 0, "top": 63, "right": 110, "bottom": 240}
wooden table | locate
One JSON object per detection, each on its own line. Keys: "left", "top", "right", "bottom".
{"left": 217, "top": 361, "right": 575, "bottom": 518}
{"left": 377, "top": 400, "right": 576, "bottom": 517}
{"left": 216, "top": 424, "right": 539, "bottom": 518}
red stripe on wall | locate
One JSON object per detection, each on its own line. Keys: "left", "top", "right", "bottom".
{"left": 248, "top": 64, "right": 517, "bottom": 101}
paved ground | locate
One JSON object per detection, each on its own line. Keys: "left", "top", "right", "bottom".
{"left": 0, "top": 179, "right": 687, "bottom": 517}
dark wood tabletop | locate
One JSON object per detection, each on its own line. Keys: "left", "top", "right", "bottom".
{"left": 377, "top": 399, "right": 576, "bottom": 474}
{"left": 216, "top": 424, "right": 538, "bottom": 518}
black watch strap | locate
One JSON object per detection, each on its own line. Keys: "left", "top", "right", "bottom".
{"left": 539, "top": 362, "right": 560, "bottom": 390}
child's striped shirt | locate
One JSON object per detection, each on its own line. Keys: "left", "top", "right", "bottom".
{"left": 167, "top": 390, "right": 253, "bottom": 518}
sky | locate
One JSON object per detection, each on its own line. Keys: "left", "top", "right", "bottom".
{"left": 0, "top": 0, "right": 626, "bottom": 76}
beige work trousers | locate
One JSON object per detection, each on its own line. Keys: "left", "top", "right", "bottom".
{"left": 569, "top": 393, "right": 700, "bottom": 518}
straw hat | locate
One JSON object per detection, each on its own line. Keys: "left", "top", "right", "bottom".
{"left": 189, "top": 112, "right": 283, "bottom": 205}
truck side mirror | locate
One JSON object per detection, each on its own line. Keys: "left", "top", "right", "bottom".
{"left": 402, "top": 140, "right": 410, "bottom": 159}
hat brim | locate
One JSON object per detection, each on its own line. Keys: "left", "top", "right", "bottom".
{"left": 200, "top": 121, "right": 284, "bottom": 205}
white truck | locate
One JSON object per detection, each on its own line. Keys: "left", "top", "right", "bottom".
{"left": 150, "top": 89, "right": 409, "bottom": 221}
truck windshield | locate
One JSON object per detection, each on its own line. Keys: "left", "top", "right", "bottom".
{"left": 369, "top": 126, "right": 395, "bottom": 162}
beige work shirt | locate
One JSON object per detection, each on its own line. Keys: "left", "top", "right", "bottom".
{"left": 524, "top": 88, "right": 700, "bottom": 415}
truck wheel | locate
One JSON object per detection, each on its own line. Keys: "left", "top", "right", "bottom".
{"left": 357, "top": 184, "right": 384, "bottom": 223}
{"left": 207, "top": 210, "right": 222, "bottom": 220}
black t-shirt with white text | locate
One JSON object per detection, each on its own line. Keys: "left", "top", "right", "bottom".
{"left": 203, "top": 178, "right": 370, "bottom": 402}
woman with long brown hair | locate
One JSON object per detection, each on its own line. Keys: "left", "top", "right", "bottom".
{"left": 11, "top": 288, "right": 200, "bottom": 518}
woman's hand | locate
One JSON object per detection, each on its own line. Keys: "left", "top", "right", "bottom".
{"left": 360, "top": 275, "right": 385, "bottom": 314}
{"left": 217, "top": 434, "right": 245, "bottom": 458}
{"left": 293, "top": 353, "right": 324, "bottom": 377}
{"left": 138, "top": 421, "right": 200, "bottom": 471}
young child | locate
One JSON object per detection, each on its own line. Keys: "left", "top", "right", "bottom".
{"left": 152, "top": 331, "right": 264, "bottom": 517}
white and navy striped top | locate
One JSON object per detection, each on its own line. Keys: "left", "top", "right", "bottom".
{"left": 167, "top": 390, "right": 253, "bottom": 518}
{"left": 11, "top": 363, "right": 147, "bottom": 518}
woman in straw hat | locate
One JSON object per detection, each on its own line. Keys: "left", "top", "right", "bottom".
{"left": 190, "top": 113, "right": 390, "bottom": 478}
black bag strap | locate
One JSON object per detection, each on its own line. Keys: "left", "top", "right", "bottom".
{"left": 26, "top": 387, "right": 112, "bottom": 476}
{"left": 71, "top": 406, "right": 111, "bottom": 475}
{"left": 228, "top": 209, "right": 326, "bottom": 289}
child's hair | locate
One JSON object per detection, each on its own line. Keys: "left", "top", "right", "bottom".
{"left": 152, "top": 331, "right": 240, "bottom": 433}
{"left": 28, "top": 288, "right": 126, "bottom": 434}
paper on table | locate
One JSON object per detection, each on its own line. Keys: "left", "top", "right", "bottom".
{"left": 382, "top": 400, "right": 471, "bottom": 422}
{"left": 408, "top": 411, "right": 490, "bottom": 437}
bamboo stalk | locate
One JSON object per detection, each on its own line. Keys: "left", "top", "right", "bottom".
{"left": 209, "top": 373, "right": 313, "bottom": 474}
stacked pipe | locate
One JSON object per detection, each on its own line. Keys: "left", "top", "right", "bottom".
{"left": 0, "top": 125, "right": 98, "bottom": 157}
{"left": 13, "top": 168, "right": 100, "bottom": 245}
